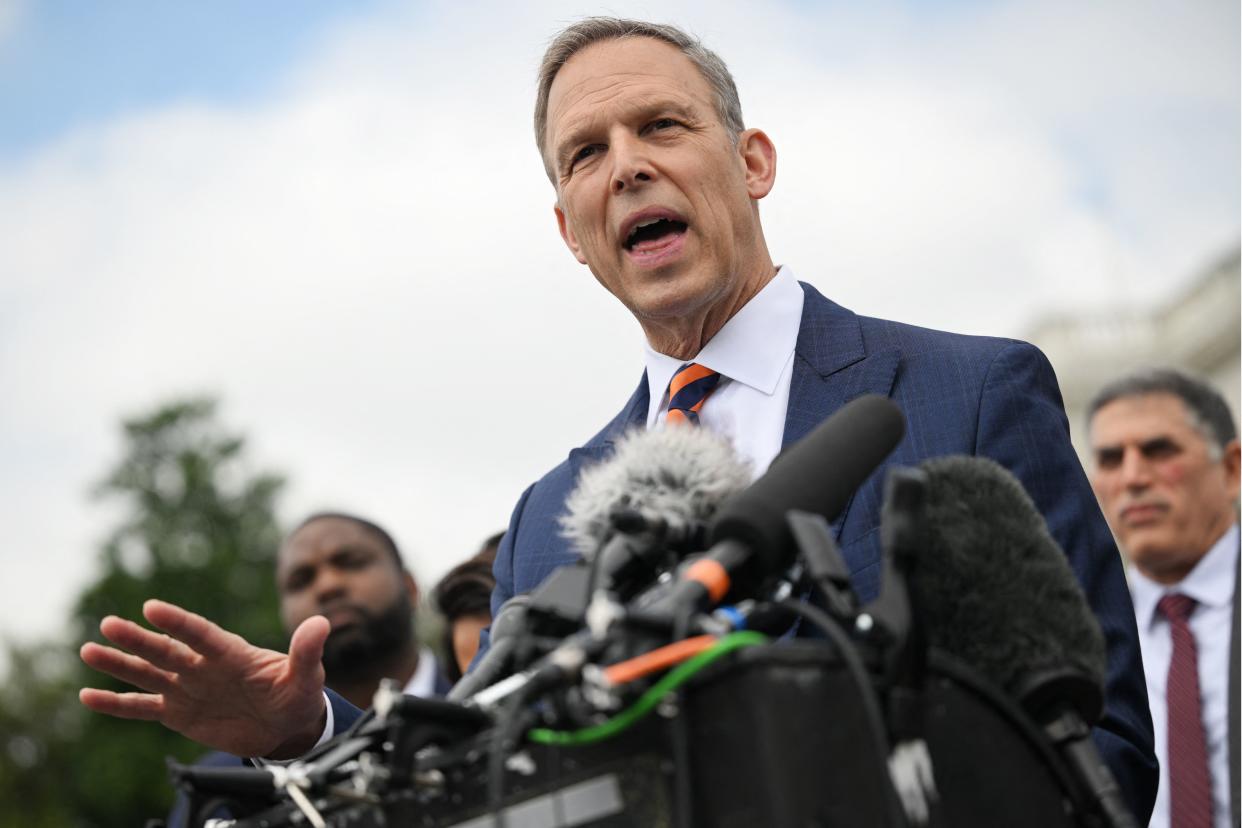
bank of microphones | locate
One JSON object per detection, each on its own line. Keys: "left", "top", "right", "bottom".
{"left": 168, "top": 395, "right": 1137, "bottom": 828}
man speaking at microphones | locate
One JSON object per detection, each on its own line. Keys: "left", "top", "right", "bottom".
{"left": 78, "top": 16, "right": 1157, "bottom": 821}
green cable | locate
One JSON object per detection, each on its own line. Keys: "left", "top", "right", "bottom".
{"left": 527, "top": 630, "right": 768, "bottom": 747}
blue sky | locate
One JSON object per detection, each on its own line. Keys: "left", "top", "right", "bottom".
{"left": 0, "top": 1, "right": 386, "bottom": 156}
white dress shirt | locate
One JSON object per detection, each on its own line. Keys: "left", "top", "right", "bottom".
{"left": 403, "top": 647, "right": 441, "bottom": 698}
{"left": 1130, "top": 523, "right": 1238, "bottom": 828}
{"left": 643, "top": 265, "right": 804, "bottom": 477}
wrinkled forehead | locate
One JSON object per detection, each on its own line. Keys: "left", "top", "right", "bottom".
{"left": 545, "top": 37, "right": 716, "bottom": 147}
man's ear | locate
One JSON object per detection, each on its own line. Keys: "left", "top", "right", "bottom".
{"left": 1222, "top": 437, "right": 1241, "bottom": 498}
{"left": 738, "top": 128, "right": 777, "bottom": 200}
{"left": 555, "top": 203, "right": 589, "bottom": 265}
{"left": 403, "top": 571, "right": 420, "bottom": 609}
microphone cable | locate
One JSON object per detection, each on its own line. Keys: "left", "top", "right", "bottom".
{"left": 525, "top": 630, "right": 767, "bottom": 747}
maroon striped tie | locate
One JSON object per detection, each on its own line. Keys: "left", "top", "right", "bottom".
{"left": 1158, "top": 592, "right": 1214, "bottom": 828}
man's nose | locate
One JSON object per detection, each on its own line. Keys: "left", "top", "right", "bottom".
{"left": 312, "top": 568, "right": 348, "bottom": 603}
{"left": 610, "top": 134, "right": 654, "bottom": 194}
{"left": 1118, "top": 448, "right": 1152, "bottom": 490}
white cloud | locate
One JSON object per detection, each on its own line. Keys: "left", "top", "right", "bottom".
{"left": 0, "top": 0, "right": 1236, "bottom": 660}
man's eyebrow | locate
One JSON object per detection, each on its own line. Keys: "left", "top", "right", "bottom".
{"left": 1091, "top": 435, "right": 1183, "bottom": 459}
{"left": 635, "top": 98, "right": 700, "bottom": 121}
{"left": 329, "top": 544, "right": 377, "bottom": 560}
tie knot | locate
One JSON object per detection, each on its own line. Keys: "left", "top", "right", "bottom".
{"left": 666, "top": 363, "right": 721, "bottom": 426}
{"left": 1158, "top": 592, "right": 1197, "bottom": 624}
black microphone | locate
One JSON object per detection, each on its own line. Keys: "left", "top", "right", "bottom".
{"left": 910, "top": 454, "right": 1136, "bottom": 828}
{"left": 447, "top": 595, "right": 530, "bottom": 702}
{"left": 649, "top": 395, "right": 906, "bottom": 614}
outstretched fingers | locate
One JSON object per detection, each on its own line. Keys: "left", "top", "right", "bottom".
{"left": 142, "top": 599, "right": 239, "bottom": 662}
{"left": 79, "top": 601, "right": 312, "bottom": 755}
{"left": 80, "top": 641, "right": 178, "bottom": 695}
{"left": 98, "top": 614, "right": 201, "bottom": 673}
{"left": 78, "top": 687, "right": 164, "bottom": 721}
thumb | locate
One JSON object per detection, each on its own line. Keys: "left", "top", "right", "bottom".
{"left": 287, "top": 615, "right": 330, "bottom": 679}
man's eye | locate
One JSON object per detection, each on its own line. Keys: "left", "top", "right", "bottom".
{"left": 1095, "top": 450, "right": 1122, "bottom": 470}
{"left": 646, "top": 118, "right": 678, "bottom": 132}
{"left": 284, "top": 569, "right": 312, "bottom": 593}
{"left": 571, "top": 145, "right": 600, "bottom": 168}
{"left": 334, "top": 552, "right": 371, "bottom": 570}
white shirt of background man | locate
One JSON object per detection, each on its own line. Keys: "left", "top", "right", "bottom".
{"left": 1129, "top": 522, "right": 1239, "bottom": 828}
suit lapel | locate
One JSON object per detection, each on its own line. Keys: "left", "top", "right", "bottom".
{"left": 783, "top": 283, "right": 901, "bottom": 540}
{"left": 566, "top": 370, "right": 650, "bottom": 476}
{"left": 783, "top": 282, "right": 901, "bottom": 449}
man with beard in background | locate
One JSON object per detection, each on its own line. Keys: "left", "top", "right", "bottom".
{"left": 275, "top": 512, "right": 450, "bottom": 707}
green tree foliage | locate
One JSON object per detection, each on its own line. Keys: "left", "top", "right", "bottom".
{"left": 0, "top": 643, "right": 82, "bottom": 828}
{"left": 0, "top": 397, "right": 287, "bottom": 827}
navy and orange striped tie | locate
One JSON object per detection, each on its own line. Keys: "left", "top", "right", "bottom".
{"left": 665, "top": 363, "right": 721, "bottom": 426}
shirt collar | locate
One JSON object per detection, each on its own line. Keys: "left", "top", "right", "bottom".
{"left": 643, "top": 266, "right": 803, "bottom": 419}
{"left": 402, "top": 647, "right": 439, "bottom": 698}
{"left": 1130, "top": 522, "right": 1239, "bottom": 628}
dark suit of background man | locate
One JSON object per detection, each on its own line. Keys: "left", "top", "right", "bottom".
{"left": 1088, "top": 369, "right": 1241, "bottom": 828}
{"left": 78, "top": 16, "right": 1155, "bottom": 821}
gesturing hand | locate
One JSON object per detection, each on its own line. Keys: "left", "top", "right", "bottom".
{"left": 79, "top": 599, "right": 330, "bottom": 759}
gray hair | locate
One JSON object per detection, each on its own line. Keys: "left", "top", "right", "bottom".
{"left": 533, "top": 17, "right": 745, "bottom": 183}
{"left": 1087, "top": 367, "right": 1238, "bottom": 458}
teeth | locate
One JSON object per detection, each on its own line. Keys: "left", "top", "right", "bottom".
{"left": 627, "top": 216, "right": 669, "bottom": 244}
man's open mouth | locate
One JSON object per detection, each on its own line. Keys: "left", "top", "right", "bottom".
{"left": 624, "top": 217, "right": 689, "bottom": 252}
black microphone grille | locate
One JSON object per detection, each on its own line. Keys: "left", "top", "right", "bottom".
{"left": 913, "top": 455, "right": 1107, "bottom": 698}
{"left": 710, "top": 394, "right": 906, "bottom": 578}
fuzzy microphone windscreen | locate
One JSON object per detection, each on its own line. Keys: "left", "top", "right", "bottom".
{"left": 559, "top": 425, "right": 753, "bottom": 559}
{"left": 911, "top": 454, "right": 1107, "bottom": 694}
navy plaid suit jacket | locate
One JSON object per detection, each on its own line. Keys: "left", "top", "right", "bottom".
{"left": 379, "top": 282, "right": 1158, "bottom": 819}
